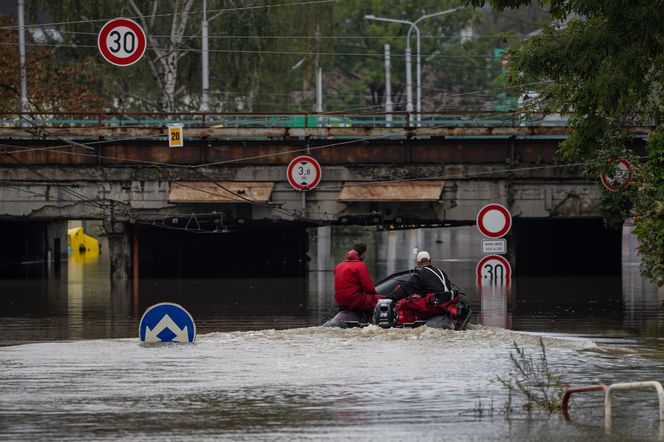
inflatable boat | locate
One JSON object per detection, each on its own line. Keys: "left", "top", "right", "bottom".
{"left": 323, "top": 270, "right": 472, "bottom": 330}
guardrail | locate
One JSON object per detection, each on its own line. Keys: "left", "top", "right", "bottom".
{"left": 605, "top": 381, "right": 664, "bottom": 434}
{"left": 562, "top": 384, "right": 608, "bottom": 420}
{"left": 0, "top": 111, "right": 565, "bottom": 130}
{"left": 562, "top": 381, "right": 664, "bottom": 438}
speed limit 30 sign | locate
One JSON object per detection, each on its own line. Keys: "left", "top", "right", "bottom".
{"left": 98, "top": 18, "right": 147, "bottom": 67}
{"left": 476, "top": 254, "right": 511, "bottom": 288}
{"left": 287, "top": 156, "right": 322, "bottom": 191}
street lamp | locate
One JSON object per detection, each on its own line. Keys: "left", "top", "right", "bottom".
{"left": 365, "top": 14, "right": 414, "bottom": 112}
{"left": 365, "top": 7, "right": 464, "bottom": 115}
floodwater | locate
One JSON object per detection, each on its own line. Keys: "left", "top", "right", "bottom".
{"left": 1, "top": 224, "right": 663, "bottom": 441}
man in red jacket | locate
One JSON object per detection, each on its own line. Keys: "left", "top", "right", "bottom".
{"left": 334, "top": 242, "right": 382, "bottom": 312}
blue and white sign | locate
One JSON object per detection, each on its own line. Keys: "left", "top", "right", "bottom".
{"left": 139, "top": 302, "right": 196, "bottom": 343}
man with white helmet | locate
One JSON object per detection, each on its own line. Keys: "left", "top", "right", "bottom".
{"left": 387, "top": 250, "right": 455, "bottom": 303}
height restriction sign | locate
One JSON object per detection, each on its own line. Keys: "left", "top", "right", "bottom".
{"left": 287, "top": 156, "right": 322, "bottom": 191}
{"left": 476, "top": 203, "right": 512, "bottom": 239}
{"left": 98, "top": 18, "right": 147, "bottom": 67}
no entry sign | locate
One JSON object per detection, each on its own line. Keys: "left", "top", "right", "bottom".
{"left": 476, "top": 254, "right": 511, "bottom": 288}
{"left": 600, "top": 158, "right": 632, "bottom": 191}
{"left": 287, "top": 156, "right": 321, "bottom": 191}
{"left": 98, "top": 18, "right": 147, "bottom": 67}
{"left": 476, "top": 203, "right": 512, "bottom": 239}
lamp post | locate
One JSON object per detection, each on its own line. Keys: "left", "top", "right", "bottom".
{"left": 365, "top": 7, "right": 463, "bottom": 115}
{"left": 365, "top": 15, "right": 414, "bottom": 113}
{"left": 201, "top": 0, "right": 209, "bottom": 113}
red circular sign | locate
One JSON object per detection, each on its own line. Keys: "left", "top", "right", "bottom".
{"left": 476, "top": 255, "right": 511, "bottom": 288}
{"left": 476, "top": 203, "right": 512, "bottom": 239}
{"left": 287, "top": 156, "right": 321, "bottom": 191}
{"left": 98, "top": 18, "right": 147, "bottom": 67}
{"left": 600, "top": 158, "right": 632, "bottom": 191}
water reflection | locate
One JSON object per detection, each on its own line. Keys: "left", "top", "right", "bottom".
{"left": 0, "top": 224, "right": 662, "bottom": 345}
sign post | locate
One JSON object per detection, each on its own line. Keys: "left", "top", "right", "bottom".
{"left": 98, "top": 18, "right": 147, "bottom": 67}
{"left": 476, "top": 203, "right": 512, "bottom": 288}
{"left": 287, "top": 155, "right": 322, "bottom": 191}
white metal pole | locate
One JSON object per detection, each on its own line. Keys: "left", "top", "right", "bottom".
{"left": 201, "top": 0, "right": 210, "bottom": 113}
{"left": 17, "top": 0, "right": 28, "bottom": 123}
{"left": 414, "top": 25, "right": 421, "bottom": 115}
{"left": 384, "top": 43, "right": 393, "bottom": 124}
{"left": 405, "top": 44, "right": 413, "bottom": 113}
{"left": 316, "top": 67, "right": 323, "bottom": 113}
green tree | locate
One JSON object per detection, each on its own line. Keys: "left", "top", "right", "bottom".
{"left": 329, "top": 0, "right": 478, "bottom": 112}
{"left": 469, "top": 0, "right": 664, "bottom": 284}
{"left": 0, "top": 16, "right": 106, "bottom": 113}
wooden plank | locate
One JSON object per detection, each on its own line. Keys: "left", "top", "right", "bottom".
{"left": 338, "top": 180, "right": 444, "bottom": 202}
{"left": 168, "top": 182, "right": 274, "bottom": 203}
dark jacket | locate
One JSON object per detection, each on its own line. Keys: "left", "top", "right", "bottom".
{"left": 388, "top": 265, "right": 454, "bottom": 302}
{"left": 334, "top": 249, "right": 381, "bottom": 311}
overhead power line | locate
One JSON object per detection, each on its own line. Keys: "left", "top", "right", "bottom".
{"left": 0, "top": 0, "right": 339, "bottom": 30}
{"left": 0, "top": 41, "right": 499, "bottom": 59}
{"left": 48, "top": 30, "right": 529, "bottom": 40}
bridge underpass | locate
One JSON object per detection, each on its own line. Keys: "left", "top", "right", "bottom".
{"left": 0, "top": 115, "right": 647, "bottom": 281}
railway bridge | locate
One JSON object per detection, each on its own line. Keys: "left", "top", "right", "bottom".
{"left": 0, "top": 112, "right": 648, "bottom": 280}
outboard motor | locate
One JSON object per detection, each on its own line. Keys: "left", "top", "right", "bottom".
{"left": 372, "top": 299, "right": 396, "bottom": 328}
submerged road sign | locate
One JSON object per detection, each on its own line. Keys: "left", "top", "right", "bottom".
{"left": 476, "top": 203, "right": 512, "bottom": 239}
{"left": 287, "top": 155, "right": 321, "bottom": 191}
{"left": 98, "top": 18, "right": 147, "bottom": 67}
{"left": 139, "top": 302, "right": 196, "bottom": 343}
{"left": 476, "top": 254, "right": 511, "bottom": 288}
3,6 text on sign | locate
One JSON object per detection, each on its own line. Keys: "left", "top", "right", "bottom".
{"left": 98, "top": 18, "right": 147, "bottom": 67}
{"left": 287, "top": 156, "right": 322, "bottom": 191}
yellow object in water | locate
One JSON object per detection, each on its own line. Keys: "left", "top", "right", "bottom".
{"left": 67, "top": 227, "right": 100, "bottom": 256}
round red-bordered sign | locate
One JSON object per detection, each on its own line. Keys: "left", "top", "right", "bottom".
{"left": 476, "top": 254, "right": 511, "bottom": 288}
{"left": 98, "top": 18, "right": 147, "bottom": 67}
{"left": 287, "top": 156, "right": 321, "bottom": 191}
{"left": 600, "top": 158, "right": 632, "bottom": 192}
{"left": 476, "top": 203, "right": 512, "bottom": 239}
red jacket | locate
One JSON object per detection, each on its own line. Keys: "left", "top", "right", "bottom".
{"left": 334, "top": 249, "right": 381, "bottom": 311}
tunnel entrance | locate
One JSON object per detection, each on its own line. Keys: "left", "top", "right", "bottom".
{"left": 513, "top": 218, "right": 621, "bottom": 277}
{"left": 0, "top": 221, "right": 68, "bottom": 278}
{"left": 138, "top": 224, "right": 309, "bottom": 278}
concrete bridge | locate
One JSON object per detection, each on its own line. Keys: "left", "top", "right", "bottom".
{"left": 0, "top": 112, "right": 649, "bottom": 280}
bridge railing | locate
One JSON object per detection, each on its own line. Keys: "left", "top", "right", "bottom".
{"left": 0, "top": 111, "right": 566, "bottom": 130}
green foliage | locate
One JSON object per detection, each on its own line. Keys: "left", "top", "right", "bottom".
{"left": 31, "top": 0, "right": 520, "bottom": 112}
{"left": 497, "top": 339, "right": 568, "bottom": 414}
{"left": 633, "top": 130, "right": 664, "bottom": 285}
{"left": 470, "top": 0, "right": 664, "bottom": 284}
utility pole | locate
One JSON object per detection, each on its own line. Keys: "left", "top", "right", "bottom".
{"left": 384, "top": 44, "right": 393, "bottom": 124}
{"left": 365, "top": 15, "right": 414, "bottom": 113}
{"left": 17, "top": 0, "right": 28, "bottom": 124}
{"left": 315, "top": 24, "right": 323, "bottom": 114}
{"left": 405, "top": 45, "right": 413, "bottom": 113}
{"left": 200, "top": 0, "right": 210, "bottom": 113}
{"left": 366, "top": 8, "right": 463, "bottom": 118}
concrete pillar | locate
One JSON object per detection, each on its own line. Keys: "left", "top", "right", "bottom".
{"left": 106, "top": 223, "right": 131, "bottom": 281}
{"left": 315, "top": 225, "right": 332, "bottom": 271}
{"left": 46, "top": 221, "right": 68, "bottom": 277}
